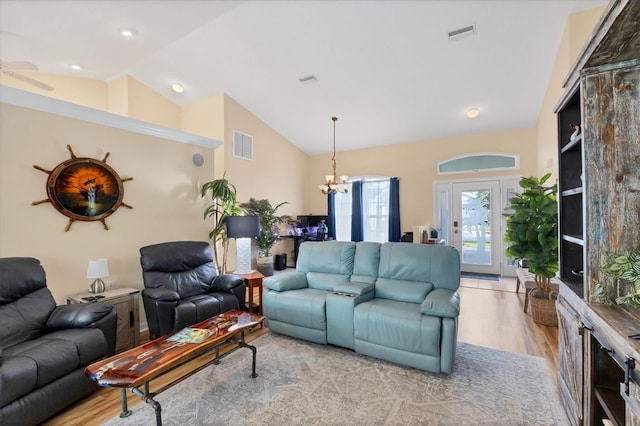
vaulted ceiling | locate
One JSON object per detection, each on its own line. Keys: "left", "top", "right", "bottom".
{"left": 0, "top": 0, "right": 605, "bottom": 154}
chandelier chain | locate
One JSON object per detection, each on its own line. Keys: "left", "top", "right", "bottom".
{"left": 319, "top": 116, "right": 348, "bottom": 195}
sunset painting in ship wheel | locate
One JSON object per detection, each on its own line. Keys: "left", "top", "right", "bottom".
{"left": 53, "top": 162, "right": 119, "bottom": 217}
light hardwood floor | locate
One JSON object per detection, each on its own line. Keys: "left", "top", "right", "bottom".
{"left": 44, "top": 277, "right": 558, "bottom": 426}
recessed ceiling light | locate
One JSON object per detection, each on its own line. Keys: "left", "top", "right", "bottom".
{"left": 466, "top": 107, "right": 480, "bottom": 119}
{"left": 120, "top": 28, "right": 137, "bottom": 38}
{"left": 70, "top": 64, "right": 82, "bottom": 71}
{"left": 171, "top": 83, "right": 184, "bottom": 93}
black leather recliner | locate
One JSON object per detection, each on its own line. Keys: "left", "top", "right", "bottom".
{"left": 140, "top": 241, "right": 247, "bottom": 339}
{"left": 0, "top": 257, "right": 117, "bottom": 425}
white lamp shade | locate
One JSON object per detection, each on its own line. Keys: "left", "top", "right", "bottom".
{"left": 87, "top": 259, "right": 110, "bottom": 279}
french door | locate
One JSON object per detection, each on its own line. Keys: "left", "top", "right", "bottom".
{"left": 434, "top": 177, "right": 521, "bottom": 276}
{"left": 451, "top": 181, "right": 501, "bottom": 275}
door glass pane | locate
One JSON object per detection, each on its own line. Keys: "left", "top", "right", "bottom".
{"left": 461, "top": 190, "right": 491, "bottom": 265}
{"left": 439, "top": 190, "right": 449, "bottom": 244}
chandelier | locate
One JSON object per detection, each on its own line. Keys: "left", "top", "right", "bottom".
{"left": 319, "top": 116, "right": 349, "bottom": 194}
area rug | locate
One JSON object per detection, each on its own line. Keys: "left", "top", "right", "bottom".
{"left": 104, "top": 333, "right": 566, "bottom": 426}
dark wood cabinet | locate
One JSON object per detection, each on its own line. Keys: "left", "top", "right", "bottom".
{"left": 556, "top": 0, "right": 640, "bottom": 424}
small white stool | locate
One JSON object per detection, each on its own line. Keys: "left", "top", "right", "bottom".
{"left": 515, "top": 268, "right": 560, "bottom": 313}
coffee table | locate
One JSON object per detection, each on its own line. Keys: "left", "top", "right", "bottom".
{"left": 85, "top": 309, "right": 264, "bottom": 426}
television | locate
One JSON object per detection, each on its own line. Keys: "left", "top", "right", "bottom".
{"left": 296, "top": 215, "right": 328, "bottom": 228}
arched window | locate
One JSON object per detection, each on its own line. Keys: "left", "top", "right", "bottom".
{"left": 438, "top": 153, "right": 519, "bottom": 174}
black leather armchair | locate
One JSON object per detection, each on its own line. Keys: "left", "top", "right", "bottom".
{"left": 0, "top": 257, "right": 117, "bottom": 425}
{"left": 140, "top": 241, "right": 246, "bottom": 339}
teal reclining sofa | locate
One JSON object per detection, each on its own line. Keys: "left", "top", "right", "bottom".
{"left": 263, "top": 241, "right": 461, "bottom": 374}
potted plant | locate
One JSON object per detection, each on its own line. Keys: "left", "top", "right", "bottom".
{"left": 240, "top": 198, "right": 290, "bottom": 276}
{"left": 504, "top": 173, "right": 559, "bottom": 326}
{"left": 200, "top": 174, "right": 242, "bottom": 273}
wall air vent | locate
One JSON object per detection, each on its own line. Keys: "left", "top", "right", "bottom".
{"left": 299, "top": 75, "right": 318, "bottom": 84}
{"left": 448, "top": 24, "right": 476, "bottom": 42}
{"left": 233, "top": 131, "right": 253, "bottom": 160}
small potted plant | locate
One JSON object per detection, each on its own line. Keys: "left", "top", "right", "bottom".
{"left": 593, "top": 247, "right": 640, "bottom": 306}
{"left": 504, "top": 173, "right": 559, "bottom": 326}
{"left": 240, "top": 198, "right": 290, "bottom": 276}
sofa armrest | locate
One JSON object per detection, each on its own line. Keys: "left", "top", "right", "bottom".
{"left": 419, "top": 289, "right": 460, "bottom": 318}
{"left": 263, "top": 271, "right": 308, "bottom": 291}
{"left": 210, "top": 274, "right": 246, "bottom": 311}
{"left": 210, "top": 274, "right": 245, "bottom": 293}
{"left": 92, "top": 310, "right": 118, "bottom": 357}
{"left": 142, "top": 287, "right": 180, "bottom": 302}
{"left": 46, "top": 303, "right": 114, "bottom": 329}
{"left": 334, "top": 281, "right": 374, "bottom": 296}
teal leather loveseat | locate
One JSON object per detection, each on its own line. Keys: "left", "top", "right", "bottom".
{"left": 262, "top": 241, "right": 461, "bottom": 374}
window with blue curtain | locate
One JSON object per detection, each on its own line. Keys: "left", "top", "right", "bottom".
{"left": 332, "top": 177, "right": 399, "bottom": 243}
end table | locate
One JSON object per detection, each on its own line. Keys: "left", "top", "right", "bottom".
{"left": 66, "top": 287, "right": 140, "bottom": 352}
{"left": 235, "top": 271, "right": 264, "bottom": 315}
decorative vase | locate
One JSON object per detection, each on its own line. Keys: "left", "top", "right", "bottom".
{"left": 256, "top": 255, "right": 274, "bottom": 276}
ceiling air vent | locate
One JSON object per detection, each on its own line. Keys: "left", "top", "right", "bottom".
{"left": 233, "top": 131, "right": 253, "bottom": 160}
{"left": 448, "top": 24, "right": 476, "bottom": 42}
{"left": 299, "top": 75, "right": 318, "bottom": 84}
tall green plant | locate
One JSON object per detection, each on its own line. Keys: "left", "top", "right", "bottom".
{"left": 503, "top": 173, "right": 558, "bottom": 297}
{"left": 200, "top": 175, "right": 242, "bottom": 272}
{"left": 240, "top": 198, "right": 290, "bottom": 257}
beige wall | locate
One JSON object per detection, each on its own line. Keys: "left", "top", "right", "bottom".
{"left": 307, "top": 127, "right": 538, "bottom": 231}
{"left": 108, "top": 76, "right": 129, "bottom": 116}
{"left": 0, "top": 104, "right": 215, "bottom": 305}
{"left": 222, "top": 95, "right": 308, "bottom": 268}
{"left": 0, "top": 72, "right": 108, "bottom": 110}
{"left": 536, "top": 6, "right": 605, "bottom": 177}
{"left": 126, "top": 76, "right": 181, "bottom": 129}
{"left": 0, "top": 4, "right": 606, "bottom": 283}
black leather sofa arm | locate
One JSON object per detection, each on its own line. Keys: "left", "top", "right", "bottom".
{"left": 93, "top": 310, "right": 118, "bottom": 357}
{"left": 210, "top": 274, "right": 245, "bottom": 292}
{"left": 46, "top": 303, "right": 114, "bottom": 329}
{"left": 142, "top": 287, "right": 180, "bottom": 301}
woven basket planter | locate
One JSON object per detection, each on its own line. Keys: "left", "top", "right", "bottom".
{"left": 530, "top": 294, "right": 558, "bottom": 327}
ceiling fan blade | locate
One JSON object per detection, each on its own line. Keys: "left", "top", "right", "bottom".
{"left": 0, "top": 61, "right": 38, "bottom": 71}
{"left": 5, "top": 71, "right": 54, "bottom": 91}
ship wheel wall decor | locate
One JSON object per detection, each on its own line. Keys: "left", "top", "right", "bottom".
{"left": 32, "top": 145, "right": 133, "bottom": 231}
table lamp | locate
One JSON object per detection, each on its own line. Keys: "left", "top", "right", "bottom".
{"left": 226, "top": 215, "right": 260, "bottom": 274}
{"left": 87, "top": 258, "right": 110, "bottom": 293}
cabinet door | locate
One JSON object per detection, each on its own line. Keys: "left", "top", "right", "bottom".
{"left": 625, "top": 380, "right": 640, "bottom": 426}
{"left": 110, "top": 296, "right": 135, "bottom": 352}
{"left": 557, "top": 295, "right": 584, "bottom": 426}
